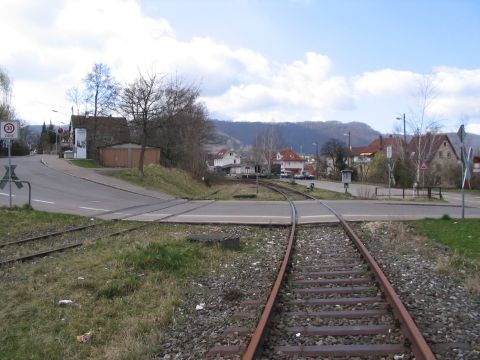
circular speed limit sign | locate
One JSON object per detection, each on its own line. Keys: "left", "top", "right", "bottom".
{"left": 4, "top": 123, "right": 15, "bottom": 133}
{"left": 1, "top": 121, "right": 19, "bottom": 139}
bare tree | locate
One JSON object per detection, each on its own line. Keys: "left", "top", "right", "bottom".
{"left": 120, "top": 70, "right": 213, "bottom": 177}
{"left": 0, "top": 66, "right": 14, "bottom": 121}
{"left": 66, "top": 86, "right": 84, "bottom": 115}
{"left": 408, "top": 75, "right": 442, "bottom": 185}
{"left": 83, "top": 63, "right": 120, "bottom": 160}
{"left": 321, "top": 138, "right": 347, "bottom": 177}
{"left": 119, "top": 71, "right": 165, "bottom": 176}
{"left": 252, "top": 125, "right": 285, "bottom": 174}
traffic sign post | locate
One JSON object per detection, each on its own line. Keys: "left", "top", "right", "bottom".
{"left": 1, "top": 121, "right": 20, "bottom": 207}
{"left": 457, "top": 124, "right": 468, "bottom": 219}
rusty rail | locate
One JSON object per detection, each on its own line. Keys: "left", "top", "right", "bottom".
{"left": 322, "top": 202, "right": 436, "bottom": 360}
{"left": 242, "top": 182, "right": 436, "bottom": 360}
{"left": 242, "top": 186, "right": 298, "bottom": 359}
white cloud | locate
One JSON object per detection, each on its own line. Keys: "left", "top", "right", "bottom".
{"left": 1, "top": 0, "right": 480, "bottom": 135}
{"left": 353, "top": 69, "right": 418, "bottom": 96}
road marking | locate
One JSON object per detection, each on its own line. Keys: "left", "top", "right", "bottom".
{"left": 0, "top": 192, "right": 15, "bottom": 197}
{"left": 301, "top": 215, "right": 337, "bottom": 218}
{"left": 79, "top": 206, "right": 110, "bottom": 211}
{"left": 33, "top": 199, "right": 55, "bottom": 204}
{"left": 175, "top": 214, "right": 291, "bottom": 218}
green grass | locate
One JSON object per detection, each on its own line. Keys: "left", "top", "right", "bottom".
{"left": 0, "top": 207, "right": 97, "bottom": 243}
{"left": 0, "top": 208, "right": 276, "bottom": 359}
{"left": 414, "top": 217, "right": 480, "bottom": 260}
{"left": 69, "top": 159, "right": 103, "bottom": 168}
{"left": 110, "top": 165, "right": 285, "bottom": 200}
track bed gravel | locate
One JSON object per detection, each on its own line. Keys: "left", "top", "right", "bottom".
{"left": 155, "top": 225, "right": 290, "bottom": 359}
{"left": 358, "top": 221, "right": 480, "bottom": 360}
{"left": 154, "top": 222, "right": 480, "bottom": 359}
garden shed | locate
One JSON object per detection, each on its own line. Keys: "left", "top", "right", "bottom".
{"left": 99, "top": 143, "right": 161, "bottom": 168}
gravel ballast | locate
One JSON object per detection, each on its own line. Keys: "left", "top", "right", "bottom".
{"left": 358, "top": 221, "right": 480, "bottom": 360}
{"left": 154, "top": 222, "right": 479, "bottom": 359}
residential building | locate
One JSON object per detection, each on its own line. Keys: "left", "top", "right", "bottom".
{"left": 351, "top": 135, "right": 404, "bottom": 164}
{"left": 407, "top": 133, "right": 459, "bottom": 186}
{"left": 71, "top": 115, "right": 130, "bottom": 159}
{"left": 273, "top": 148, "right": 304, "bottom": 175}
{"left": 213, "top": 148, "right": 241, "bottom": 167}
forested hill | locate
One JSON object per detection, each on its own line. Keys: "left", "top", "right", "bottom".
{"left": 211, "top": 120, "right": 381, "bottom": 154}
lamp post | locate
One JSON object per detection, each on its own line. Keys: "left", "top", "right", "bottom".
{"left": 396, "top": 113, "right": 406, "bottom": 147}
{"left": 396, "top": 113, "right": 406, "bottom": 198}
{"left": 344, "top": 131, "right": 351, "bottom": 168}
{"left": 312, "top": 141, "right": 319, "bottom": 178}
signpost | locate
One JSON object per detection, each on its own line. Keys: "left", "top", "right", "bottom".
{"left": 457, "top": 124, "right": 467, "bottom": 219}
{"left": 1, "top": 121, "right": 20, "bottom": 207}
{"left": 386, "top": 146, "right": 395, "bottom": 197}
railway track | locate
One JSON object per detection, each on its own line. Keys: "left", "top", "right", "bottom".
{"left": 208, "top": 181, "right": 436, "bottom": 359}
{"left": 0, "top": 199, "right": 215, "bottom": 267}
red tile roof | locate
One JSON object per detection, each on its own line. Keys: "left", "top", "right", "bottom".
{"left": 278, "top": 148, "right": 303, "bottom": 161}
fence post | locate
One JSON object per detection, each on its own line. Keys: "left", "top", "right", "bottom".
{"left": 439, "top": 187, "right": 442, "bottom": 200}
{"left": 375, "top": 187, "right": 377, "bottom": 197}
{"left": 427, "top": 187, "right": 431, "bottom": 199}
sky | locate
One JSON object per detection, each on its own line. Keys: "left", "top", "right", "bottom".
{"left": 1, "top": 0, "right": 480, "bottom": 137}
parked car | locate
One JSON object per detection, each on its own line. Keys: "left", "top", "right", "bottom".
{"left": 280, "top": 170, "right": 292, "bottom": 178}
{"left": 294, "top": 171, "right": 315, "bottom": 180}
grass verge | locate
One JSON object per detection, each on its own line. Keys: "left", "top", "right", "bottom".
{"left": 69, "top": 159, "right": 103, "bottom": 168}
{"left": 110, "top": 165, "right": 285, "bottom": 200}
{"left": 0, "top": 208, "right": 265, "bottom": 359}
{"left": 0, "top": 206, "right": 98, "bottom": 244}
{"left": 414, "top": 217, "right": 480, "bottom": 260}
{"left": 361, "top": 219, "right": 480, "bottom": 297}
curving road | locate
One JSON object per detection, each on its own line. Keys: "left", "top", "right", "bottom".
{"left": 1, "top": 155, "right": 479, "bottom": 223}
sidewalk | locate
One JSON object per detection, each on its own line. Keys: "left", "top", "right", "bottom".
{"left": 294, "top": 178, "right": 476, "bottom": 207}
{"left": 40, "top": 154, "right": 173, "bottom": 200}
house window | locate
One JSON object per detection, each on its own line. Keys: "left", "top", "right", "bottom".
{"left": 439, "top": 151, "right": 443, "bottom": 158}
{"left": 234, "top": 159, "right": 236, "bottom": 164}
{"left": 443, "top": 141, "right": 447, "bottom": 147}
{"left": 447, "top": 152, "right": 451, "bottom": 158}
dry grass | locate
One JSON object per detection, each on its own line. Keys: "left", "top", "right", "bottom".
{"left": 0, "top": 215, "right": 271, "bottom": 360}
{"left": 360, "top": 221, "right": 480, "bottom": 296}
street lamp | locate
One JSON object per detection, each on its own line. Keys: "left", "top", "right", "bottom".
{"left": 396, "top": 113, "right": 407, "bottom": 198}
{"left": 343, "top": 131, "right": 351, "bottom": 168}
{"left": 395, "top": 113, "right": 406, "bottom": 147}
{"left": 312, "top": 141, "right": 319, "bottom": 178}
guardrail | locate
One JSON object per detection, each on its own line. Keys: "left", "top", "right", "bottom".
{"left": 375, "top": 186, "right": 442, "bottom": 200}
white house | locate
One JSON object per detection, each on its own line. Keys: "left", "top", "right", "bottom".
{"left": 273, "top": 148, "right": 304, "bottom": 174}
{"left": 213, "top": 149, "right": 241, "bottom": 167}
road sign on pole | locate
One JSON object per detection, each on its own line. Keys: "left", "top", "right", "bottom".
{"left": 0, "top": 121, "right": 20, "bottom": 140}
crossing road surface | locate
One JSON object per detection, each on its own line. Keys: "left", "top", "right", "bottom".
{"left": 1, "top": 155, "right": 480, "bottom": 223}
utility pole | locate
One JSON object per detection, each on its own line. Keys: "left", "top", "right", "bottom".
{"left": 396, "top": 113, "right": 406, "bottom": 199}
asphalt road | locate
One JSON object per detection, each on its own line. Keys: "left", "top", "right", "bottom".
{"left": 1, "top": 155, "right": 480, "bottom": 223}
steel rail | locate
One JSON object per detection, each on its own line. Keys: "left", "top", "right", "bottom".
{"left": 0, "top": 223, "right": 96, "bottom": 248}
{"left": 243, "top": 181, "right": 436, "bottom": 360}
{"left": 0, "top": 224, "right": 148, "bottom": 267}
{"left": 0, "top": 200, "right": 215, "bottom": 267}
{"left": 321, "top": 201, "right": 436, "bottom": 360}
{"left": 242, "top": 185, "right": 297, "bottom": 359}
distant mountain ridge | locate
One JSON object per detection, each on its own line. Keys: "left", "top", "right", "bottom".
{"left": 211, "top": 120, "right": 381, "bottom": 154}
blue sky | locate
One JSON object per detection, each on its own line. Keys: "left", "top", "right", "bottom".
{"left": 1, "top": 0, "right": 479, "bottom": 136}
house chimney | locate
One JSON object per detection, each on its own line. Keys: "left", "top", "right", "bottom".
{"left": 379, "top": 135, "right": 383, "bottom": 150}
